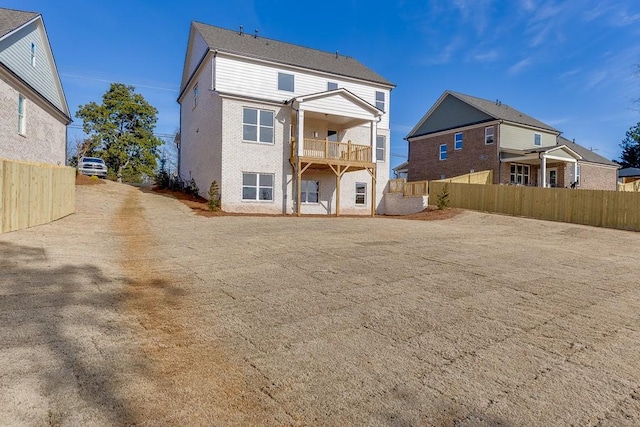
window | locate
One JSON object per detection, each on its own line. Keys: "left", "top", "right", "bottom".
{"left": 327, "top": 82, "right": 338, "bottom": 90}
{"left": 278, "top": 72, "right": 294, "bottom": 92}
{"left": 355, "top": 182, "right": 367, "bottom": 205}
{"left": 327, "top": 130, "right": 338, "bottom": 142}
{"left": 375, "top": 91, "right": 385, "bottom": 111}
{"left": 243, "top": 108, "right": 274, "bottom": 144}
{"left": 193, "top": 83, "right": 198, "bottom": 108}
{"left": 301, "top": 180, "right": 319, "bottom": 203}
{"left": 376, "top": 135, "right": 386, "bottom": 162}
{"left": 454, "top": 132, "right": 463, "bottom": 150}
{"left": 440, "top": 174, "right": 446, "bottom": 180}
{"left": 534, "top": 133, "right": 541, "bottom": 146}
{"left": 242, "top": 172, "right": 274, "bottom": 201}
{"left": 30, "top": 42, "right": 36, "bottom": 67}
{"left": 439, "top": 144, "right": 447, "bottom": 161}
{"left": 18, "top": 95, "right": 25, "bottom": 135}
{"left": 510, "top": 163, "right": 530, "bottom": 185}
{"left": 485, "top": 126, "right": 495, "bottom": 144}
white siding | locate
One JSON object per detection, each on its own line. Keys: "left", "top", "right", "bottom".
{"left": 302, "top": 93, "right": 375, "bottom": 120}
{"left": 214, "top": 55, "right": 390, "bottom": 130}
{"left": 0, "top": 20, "right": 64, "bottom": 114}
{"left": 499, "top": 123, "right": 557, "bottom": 150}
{"left": 181, "top": 31, "right": 209, "bottom": 90}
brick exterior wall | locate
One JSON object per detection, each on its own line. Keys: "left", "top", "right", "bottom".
{"left": 408, "top": 124, "right": 499, "bottom": 183}
{"left": 0, "top": 76, "right": 66, "bottom": 165}
{"left": 577, "top": 162, "right": 618, "bottom": 191}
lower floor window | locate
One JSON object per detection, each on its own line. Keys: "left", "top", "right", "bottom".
{"left": 355, "top": 182, "right": 366, "bottom": 205}
{"left": 301, "top": 180, "right": 319, "bottom": 203}
{"left": 242, "top": 172, "right": 273, "bottom": 201}
{"left": 510, "top": 164, "right": 530, "bottom": 185}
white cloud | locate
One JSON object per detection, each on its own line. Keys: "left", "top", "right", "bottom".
{"left": 585, "top": 70, "right": 607, "bottom": 89}
{"left": 508, "top": 57, "right": 533, "bottom": 75}
{"left": 558, "top": 68, "right": 581, "bottom": 79}
{"left": 473, "top": 50, "right": 500, "bottom": 63}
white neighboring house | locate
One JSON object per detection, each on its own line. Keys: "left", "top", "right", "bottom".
{"left": 0, "top": 8, "right": 71, "bottom": 165}
{"left": 178, "top": 22, "right": 394, "bottom": 215}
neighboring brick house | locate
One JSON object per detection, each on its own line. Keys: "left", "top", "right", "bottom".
{"left": 178, "top": 22, "right": 394, "bottom": 215}
{"left": 0, "top": 8, "right": 71, "bottom": 165}
{"left": 406, "top": 91, "right": 618, "bottom": 190}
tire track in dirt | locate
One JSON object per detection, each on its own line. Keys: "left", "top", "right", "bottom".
{"left": 115, "top": 188, "right": 284, "bottom": 425}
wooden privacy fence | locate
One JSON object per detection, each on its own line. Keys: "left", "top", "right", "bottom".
{"left": 387, "top": 178, "right": 429, "bottom": 196}
{"left": 618, "top": 181, "right": 640, "bottom": 192}
{"left": 1, "top": 158, "right": 76, "bottom": 233}
{"left": 435, "top": 170, "right": 493, "bottom": 185}
{"left": 430, "top": 181, "right": 640, "bottom": 231}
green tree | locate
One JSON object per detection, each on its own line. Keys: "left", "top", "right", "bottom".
{"left": 619, "top": 122, "right": 640, "bottom": 168}
{"left": 76, "top": 83, "right": 163, "bottom": 182}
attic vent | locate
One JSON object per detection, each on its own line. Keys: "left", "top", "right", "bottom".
{"left": 239, "top": 25, "right": 243, "bottom": 35}
{"left": 254, "top": 29, "right": 259, "bottom": 38}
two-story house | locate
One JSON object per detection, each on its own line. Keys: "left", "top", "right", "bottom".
{"left": 405, "top": 91, "right": 618, "bottom": 190}
{"left": 0, "top": 8, "right": 71, "bottom": 165}
{"left": 178, "top": 22, "right": 394, "bottom": 215}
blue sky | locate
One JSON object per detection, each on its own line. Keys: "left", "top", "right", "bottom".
{"left": 8, "top": 0, "right": 640, "bottom": 171}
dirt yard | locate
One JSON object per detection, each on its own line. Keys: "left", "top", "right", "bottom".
{"left": 1, "top": 180, "right": 640, "bottom": 426}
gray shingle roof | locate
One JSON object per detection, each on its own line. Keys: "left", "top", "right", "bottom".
{"left": 192, "top": 22, "right": 393, "bottom": 87}
{"left": 558, "top": 136, "right": 619, "bottom": 167}
{"left": 0, "top": 8, "right": 38, "bottom": 39}
{"left": 449, "top": 91, "right": 559, "bottom": 133}
{"left": 618, "top": 167, "right": 640, "bottom": 177}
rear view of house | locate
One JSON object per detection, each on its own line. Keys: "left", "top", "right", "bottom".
{"left": 178, "top": 22, "right": 394, "bottom": 215}
{"left": 406, "top": 91, "right": 617, "bottom": 190}
{"left": 0, "top": 8, "right": 71, "bottom": 165}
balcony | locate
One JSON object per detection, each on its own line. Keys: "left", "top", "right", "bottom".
{"left": 291, "top": 138, "right": 373, "bottom": 170}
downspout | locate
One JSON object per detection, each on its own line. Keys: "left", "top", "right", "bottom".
{"left": 497, "top": 120, "right": 502, "bottom": 184}
{"left": 289, "top": 100, "right": 299, "bottom": 214}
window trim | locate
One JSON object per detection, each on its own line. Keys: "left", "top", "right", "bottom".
{"left": 277, "top": 72, "right": 294, "bottom": 92}
{"left": 242, "top": 107, "right": 275, "bottom": 145}
{"left": 193, "top": 83, "right": 198, "bottom": 108}
{"left": 534, "top": 133, "right": 541, "bottom": 146}
{"left": 376, "top": 135, "right": 386, "bottom": 162}
{"left": 18, "top": 94, "right": 25, "bottom": 135}
{"left": 242, "top": 172, "right": 274, "bottom": 202}
{"left": 355, "top": 182, "right": 367, "bottom": 206}
{"left": 439, "top": 144, "right": 447, "bottom": 161}
{"left": 301, "top": 180, "right": 319, "bottom": 204}
{"left": 30, "top": 42, "right": 36, "bottom": 67}
{"left": 375, "top": 91, "right": 385, "bottom": 111}
{"left": 510, "top": 163, "right": 530, "bottom": 185}
{"left": 454, "top": 132, "right": 463, "bottom": 150}
{"left": 485, "top": 126, "right": 495, "bottom": 145}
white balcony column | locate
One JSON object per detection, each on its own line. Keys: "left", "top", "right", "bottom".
{"left": 540, "top": 154, "right": 547, "bottom": 188}
{"left": 370, "top": 119, "right": 377, "bottom": 163}
{"left": 297, "top": 108, "right": 305, "bottom": 157}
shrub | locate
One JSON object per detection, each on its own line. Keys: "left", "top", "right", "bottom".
{"left": 436, "top": 183, "right": 450, "bottom": 210}
{"left": 207, "top": 180, "right": 221, "bottom": 211}
{"left": 90, "top": 175, "right": 99, "bottom": 182}
{"left": 155, "top": 170, "right": 170, "bottom": 189}
{"left": 185, "top": 178, "right": 199, "bottom": 198}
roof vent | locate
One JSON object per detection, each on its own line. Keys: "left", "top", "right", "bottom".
{"left": 335, "top": 50, "right": 339, "bottom": 58}
{"left": 239, "top": 25, "right": 243, "bottom": 35}
{"left": 254, "top": 29, "right": 259, "bottom": 39}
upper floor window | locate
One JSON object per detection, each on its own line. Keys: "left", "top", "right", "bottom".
{"left": 439, "top": 144, "right": 447, "bottom": 160}
{"left": 355, "top": 182, "right": 367, "bottom": 205}
{"left": 18, "top": 95, "right": 25, "bottom": 135}
{"left": 278, "top": 72, "right": 294, "bottom": 92}
{"left": 454, "top": 132, "right": 463, "bottom": 150}
{"left": 193, "top": 83, "right": 199, "bottom": 108}
{"left": 30, "top": 42, "right": 36, "bottom": 67}
{"left": 327, "top": 82, "right": 338, "bottom": 90}
{"left": 243, "top": 107, "right": 274, "bottom": 144}
{"left": 242, "top": 172, "right": 274, "bottom": 201}
{"left": 375, "top": 91, "right": 385, "bottom": 111}
{"left": 376, "top": 135, "right": 386, "bottom": 162}
{"left": 534, "top": 133, "right": 541, "bottom": 146}
{"left": 485, "top": 126, "right": 495, "bottom": 144}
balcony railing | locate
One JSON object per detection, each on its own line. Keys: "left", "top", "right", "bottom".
{"left": 296, "top": 138, "right": 372, "bottom": 163}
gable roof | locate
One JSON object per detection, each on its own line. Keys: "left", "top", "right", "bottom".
{"left": 407, "top": 90, "right": 559, "bottom": 139}
{"left": 0, "top": 8, "right": 38, "bottom": 39}
{"left": 557, "top": 136, "right": 618, "bottom": 167}
{"left": 190, "top": 22, "right": 394, "bottom": 87}
{"left": 618, "top": 167, "right": 640, "bottom": 177}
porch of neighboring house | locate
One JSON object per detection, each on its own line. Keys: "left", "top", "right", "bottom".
{"left": 289, "top": 89, "right": 381, "bottom": 216}
{"left": 500, "top": 145, "right": 582, "bottom": 188}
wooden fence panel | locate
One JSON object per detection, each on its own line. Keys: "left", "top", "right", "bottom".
{"left": 0, "top": 158, "right": 75, "bottom": 234}
{"left": 428, "top": 181, "right": 640, "bottom": 231}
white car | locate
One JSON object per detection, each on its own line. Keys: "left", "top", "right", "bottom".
{"left": 78, "top": 157, "right": 107, "bottom": 178}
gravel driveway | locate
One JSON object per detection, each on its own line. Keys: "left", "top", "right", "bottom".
{"left": 2, "top": 180, "right": 640, "bottom": 426}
